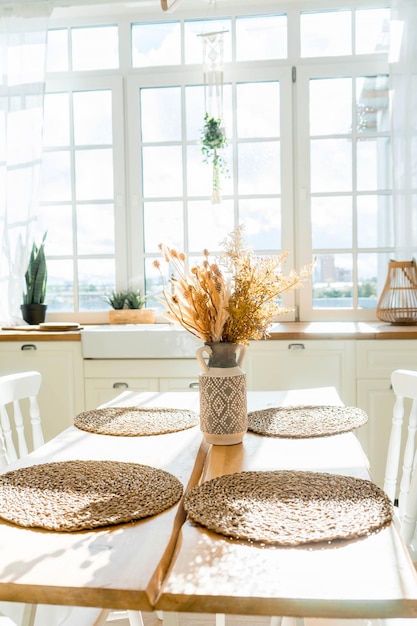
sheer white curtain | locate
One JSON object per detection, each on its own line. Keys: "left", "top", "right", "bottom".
{"left": 0, "top": 2, "right": 51, "bottom": 325}
{"left": 390, "top": 0, "right": 417, "bottom": 261}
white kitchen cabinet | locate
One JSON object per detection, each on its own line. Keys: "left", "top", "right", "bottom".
{"left": 245, "top": 340, "right": 356, "bottom": 405}
{"left": 0, "top": 340, "right": 84, "bottom": 443}
{"left": 83, "top": 358, "right": 199, "bottom": 409}
{"left": 356, "top": 340, "right": 417, "bottom": 489}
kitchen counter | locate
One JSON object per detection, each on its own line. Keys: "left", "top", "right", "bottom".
{"left": 1, "top": 321, "right": 417, "bottom": 342}
{"left": 0, "top": 329, "right": 82, "bottom": 341}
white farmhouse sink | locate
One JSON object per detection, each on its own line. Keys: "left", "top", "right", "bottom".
{"left": 81, "top": 324, "right": 201, "bottom": 359}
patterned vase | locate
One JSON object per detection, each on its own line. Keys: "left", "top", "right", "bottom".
{"left": 196, "top": 341, "right": 247, "bottom": 445}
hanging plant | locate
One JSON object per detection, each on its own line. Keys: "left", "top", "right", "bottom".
{"left": 201, "top": 113, "right": 228, "bottom": 204}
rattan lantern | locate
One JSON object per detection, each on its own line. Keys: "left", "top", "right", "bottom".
{"left": 376, "top": 260, "right": 417, "bottom": 325}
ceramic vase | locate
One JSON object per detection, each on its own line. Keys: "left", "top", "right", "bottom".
{"left": 196, "top": 341, "right": 247, "bottom": 445}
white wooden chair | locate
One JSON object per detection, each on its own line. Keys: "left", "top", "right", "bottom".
{"left": 0, "top": 371, "right": 44, "bottom": 466}
{"left": 281, "top": 369, "right": 417, "bottom": 626}
{"left": 383, "top": 368, "right": 417, "bottom": 548}
{"left": 0, "top": 371, "right": 147, "bottom": 626}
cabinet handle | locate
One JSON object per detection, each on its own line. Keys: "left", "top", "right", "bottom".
{"left": 21, "top": 344, "right": 37, "bottom": 351}
{"left": 189, "top": 382, "right": 199, "bottom": 389}
{"left": 288, "top": 343, "right": 305, "bottom": 350}
{"left": 113, "top": 382, "right": 129, "bottom": 389}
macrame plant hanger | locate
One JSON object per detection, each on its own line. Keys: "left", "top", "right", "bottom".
{"left": 199, "top": 24, "right": 227, "bottom": 204}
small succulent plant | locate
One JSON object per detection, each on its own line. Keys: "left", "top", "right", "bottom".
{"left": 105, "top": 289, "right": 146, "bottom": 310}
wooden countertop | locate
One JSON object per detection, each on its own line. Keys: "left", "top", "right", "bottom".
{"left": 0, "top": 329, "right": 82, "bottom": 341}
{"left": 1, "top": 321, "right": 417, "bottom": 342}
{"left": 267, "top": 321, "right": 417, "bottom": 340}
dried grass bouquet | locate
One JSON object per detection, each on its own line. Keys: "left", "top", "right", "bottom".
{"left": 154, "top": 226, "right": 312, "bottom": 345}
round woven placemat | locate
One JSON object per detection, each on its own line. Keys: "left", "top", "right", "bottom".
{"left": 0, "top": 460, "right": 183, "bottom": 532}
{"left": 183, "top": 470, "right": 393, "bottom": 546}
{"left": 74, "top": 406, "right": 199, "bottom": 436}
{"left": 248, "top": 405, "right": 368, "bottom": 438}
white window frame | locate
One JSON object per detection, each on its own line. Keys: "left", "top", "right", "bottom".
{"left": 296, "top": 59, "right": 390, "bottom": 322}
{"left": 43, "top": 1, "right": 390, "bottom": 325}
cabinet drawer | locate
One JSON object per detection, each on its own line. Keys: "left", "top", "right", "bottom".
{"left": 84, "top": 359, "right": 199, "bottom": 379}
{"left": 246, "top": 340, "right": 355, "bottom": 405}
{"left": 356, "top": 340, "right": 417, "bottom": 379}
{"left": 84, "top": 377, "right": 159, "bottom": 409}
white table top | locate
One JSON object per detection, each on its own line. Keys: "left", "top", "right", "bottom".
{"left": 0, "top": 388, "right": 416, "bottom": 618}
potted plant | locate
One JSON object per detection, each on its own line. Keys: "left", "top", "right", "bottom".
{"left": 201, "top": 113, "right": 228, "bottom": 204}
{"left": 105, "top": 289, "right": 154, "bottom": 324}
{"left": 21, "top": 232, "right": 48, "bottom": 325}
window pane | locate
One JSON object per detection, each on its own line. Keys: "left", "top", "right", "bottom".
{"left": 132, "top": 22, "right": 181, "bottom": 67}
{"left": 145, "top": 257, "right": 164, "bottom": 307}
{"left": 311, "top": 196, "right": 352, "bottom": 248}
{"left": 185, "top": 85, "right": 206, "bottom": 141}
{"left": 310, "top": 139, "right": 352, "bottom": 192}
{"left": 7, "top": 35, "right": 47, "bottom": 84}
{"left": 184, "top": 19, "right": 232, "bottom": 64}
{"left": 310, "top": 78, "right": 351, "bottom": 135}
{"left": 238, "top": 141, "right": 280, "bottom": 195}
{"left": 73, "top": 91, "right": 112, "bottom": 145}
{"left": 8, "top": 107, "right": 43, "bottom": 164}
{"left": 355, "top": 8, "right": 390, "bottom": 54}
{"left": 47, "top": 260, "right": 74, "bottom": 312}
{"left": 47, "top": 29, "right": 69, "bottom": 71}
{"left": 34, "top": 206, "right": 73, "bottom": 256}
{"left": 357, "top": 137, "right": 391, "bottom": 191}
{"left": 75, "top": 149, "right": 114, "bottom": 201}
{"left": 187, "top": 140, "right": 233, "bottom": 199}
{"left": 312, "top": 253, "right": 353, "bottom": 308}
{"left": 8, "top": 167, "right": 41, "bottom": 211}
{"left": 144, "top": 201, "right": 184, "bottom": 252}
{"left": 78, "top": 259, "right": 115, "bottom": 311}
{"left": 72, "top": 26, "right": 118, "bottom": 70}
{"left": 239, "top": 199, "right": 281, "bottom": 249}
{"left": 237, "top": 82, "right": 280, "bottom": 138}
{"left": 40, "top": 151, "right": 72, "bottom": 202}
{"left": 188, "top": 200, "right": 234, "bottom": 252}
{"left": 187, "top": 144, "right": 214, "bottom": 197}
{"left": 236, "top": 15, "right": 287, "bottom": 61}
{"left": 141, "top": 87, "right": 181, "bottom": 142}
{"left": 357, "top": 195, "right": 393, "bottom": 248}
{"left": 76, "top": 204, "right": 115, "bottom": 254}
{"left": 356, "top": 76, "right": 389, "bottom": 134}
{"left": 358, "top": 252, "right": 390, "bottom": 309}
{"left": 43, "top": 93, "right": 70, "bottom": 147}
{"left": 142, "top": 146, "right": 183, "bottom": 197}
{"left": 0, "top": 106, "right": 4, "bottom": 158}
{"left": 301, "top": 10, "right": 351, "bottom": 57}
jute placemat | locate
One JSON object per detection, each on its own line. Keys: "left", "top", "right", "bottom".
{"left": 0, "top": 460, "right": 183, "bottom": 532}
{"left": 183, "top": 470, "right": 393, "bottom": 546}
{"left": 248, "top": 405, "right": 368, "bottom": 438}
{"left": 74, "top": 406, "right": 199, "bottom": 436}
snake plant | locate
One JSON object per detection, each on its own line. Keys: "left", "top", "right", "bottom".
{"left": 23, "top": 232, "right": 47, "bottom": 305}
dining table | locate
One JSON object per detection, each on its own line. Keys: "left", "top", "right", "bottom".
{"left": 0, "top": 387, "right": 416, "bottom": 622}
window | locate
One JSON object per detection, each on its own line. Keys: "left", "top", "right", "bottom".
{"left": 39, "top": 2, "right": 390, "bottom": 323}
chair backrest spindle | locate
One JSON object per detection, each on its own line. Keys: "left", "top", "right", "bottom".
{"left": 384, "top": 392, "right": 405, "bottom": 502}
